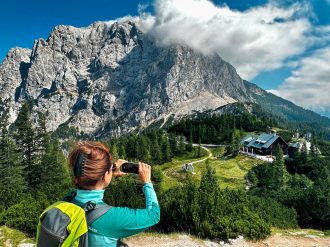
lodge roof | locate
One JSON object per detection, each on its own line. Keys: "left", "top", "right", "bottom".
{"left": 242, "top": 133, "right": 286, "bottom": 150}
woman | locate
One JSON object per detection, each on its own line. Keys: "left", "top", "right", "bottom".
{"left": 68, "top": 141, "right": 160, "bottom": 247}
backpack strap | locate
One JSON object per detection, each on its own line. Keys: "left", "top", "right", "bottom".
{"left": 82, "top": 201, "right": 111, "bottom": 225}
{"left": 63, "top": 192, "right": 112, "bottom": 230}
{"left": 63, "top": 190, "right": 77, "bottom": 202}
{"left": 86, "top": 204, "right": 111, "bottom": 225}
{"left": 83, "top": 201, "right": 123, "bottom": 246}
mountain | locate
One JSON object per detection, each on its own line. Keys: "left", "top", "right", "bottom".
{"left": 0, "top": 20, "right": 329, "bottom": 137}
{"left": 245, "top": 81, "right": 330, "bottom": 135}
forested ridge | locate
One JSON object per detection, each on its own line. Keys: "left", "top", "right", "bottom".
{"left": 0, "top": 100, "right": 329, "bottom": 241}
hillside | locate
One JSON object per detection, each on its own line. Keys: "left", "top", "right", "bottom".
{"left": 245, "top": 81, "right": 330, "bottom": 138}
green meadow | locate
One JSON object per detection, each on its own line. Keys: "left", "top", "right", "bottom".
{"left": 157, "top": 146, "right": 263, "bottom": 190}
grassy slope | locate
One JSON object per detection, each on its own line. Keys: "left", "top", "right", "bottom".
{"left": 272, "top": 228, "right": 330, "bottom": 237}
{"left": 158, "top": 146, "right": 263, "bottom": 190}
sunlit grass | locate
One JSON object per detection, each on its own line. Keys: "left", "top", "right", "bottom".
{"left": 0, "top": 226, "right": 34, "bottom": 246}
{"left": 208, "top": 146, "right": 225, "bottom": 158}
{"left": 159, "top": 147, "right": 263, "bottom": 190}
{"left": 190, "top": 154, "right": 262, "bottom": 189}
{"left": 271, "top": 227, "right": 328, "bottom": 238}
{"left": 123, "top": 231, "right": 208, "bottom": 243}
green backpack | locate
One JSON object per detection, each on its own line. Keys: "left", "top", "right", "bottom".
{"left": 36, "top": 191, "right": 111, "bottom": 247}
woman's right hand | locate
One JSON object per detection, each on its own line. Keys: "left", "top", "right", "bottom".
{"left": 113, "top": 159, "right": 127, "bottom": 177}
{"left": 138, "top": 162, "right": 151, "bottom": 184}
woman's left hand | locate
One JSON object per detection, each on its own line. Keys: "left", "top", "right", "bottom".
{"left": 112, "top": 159, "right": 127, "bottom": 177}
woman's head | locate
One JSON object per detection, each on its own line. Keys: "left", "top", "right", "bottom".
{"left": 68, "top": 141, "right": 113, "bottom": 190}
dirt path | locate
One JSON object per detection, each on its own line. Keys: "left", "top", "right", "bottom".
{"left": 125, "top": 233, "right": 330, "bottom": 247}
{"left": 189, "top": 145, "right": 212, "bottom": 164}
{"left": 162, "top": 145, "right": 212, "bottom": 180}
{"left": 250, "top": 234, "right": 330, "bottom": 247}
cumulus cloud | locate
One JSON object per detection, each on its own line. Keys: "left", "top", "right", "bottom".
{"left": 136, "top": 0, "right": 312, "bottom": 79}
{"left": 269, "top": 47, "right": 330, "bottom": 110}
{"left": 107, "top": 0, "right": 330, "bottom": 113}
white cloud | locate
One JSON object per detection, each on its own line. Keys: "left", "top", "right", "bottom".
{"left": 136, "top": 0, "right": 312, "bottom": 80}
{"left": 106, "top": 0, "right": 330, "bottom": 113}
{"left": 267, "top": 89, "right": 279, "bottom": 95}
{"left": 270, "top": 47, "right": 330, "bottom": 110}
{"left": 105, "top": 13, "right": 156, "bottom": 34}
{"left": 138, "top": 3, "right": 150, "bottom": 15}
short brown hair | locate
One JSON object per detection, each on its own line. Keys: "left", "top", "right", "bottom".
{"left": 68, "top": 141, "right": 112, "bottom": 189}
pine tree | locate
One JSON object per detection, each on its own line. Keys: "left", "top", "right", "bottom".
{"left": 38, "top": 139, "right": 71, "bottom": 201}
{"left": 137, "top": 136, "right": 151, "bottom": 163}
{"left": 179, "top": 134, "right": 186, "bottom": 154}
{"left": 272, "top": 144, "right": 289, "bottom": 188}
{"left": 13, "top": 102, "right": 40, "bottom": 190}
{"left": 210, "top": 126, "right": 217, "bottom": 143}
{"left": 186, "top": 130, "right": 193, "bottom": 152}
{"left": 195, "top": 165, "right": 220, "bottom": 228}
{"left": 196, "top": 138, "right": 202, "bottom": 158}
{"left": 118, "top": 141, "right": 127, "bottom": 160}
{"left": 200, "top": 124, "right": 206, "bottom": 142}
{"left": 150, "top": 133, "right": 162, "bottom": 164}
{"left": 111, "top": 143, "right": 119, "bottom": 161}
{"left": 300, "top": 142, "right": 308, "bottom": 164}
{"left": 126, "top": 136, "right": 136, "bottom": 159}
{"left": 30, "top": 113, "right": 71, "bottom": 201}
{"left": 168, "top": 132, "right": 178, "bottom": 155}
{"left": 230, "top": 129, "right": 241, "bottom": 156}
{"left": 199, "top": 165, "right": 219, "bottom": 198}
{"left": 310, "top": 139, "right": 319, "bottom": 158}
{"left": 0, "top": 106, "right": 26, "bottom": 209}
{"left": 36, "top": 111, "right": 50, "bottom": 153}
{"left": 134, "top": 136, "right": 140, "bottom": 160}
{"left": 161, "top": 135, "right": 171, "bottom": 163}
{"left": 274, "top": 144, "right": 284, "bottom": 166}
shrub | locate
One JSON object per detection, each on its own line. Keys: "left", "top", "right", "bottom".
{"left": 0, "top": 194, "right": 47, "bottom": 234}
{"left": 157, "top": 167, "right": 279, "bottom": 241}
{"left": 104, "top": 176, "right": 145, "bottom": 208}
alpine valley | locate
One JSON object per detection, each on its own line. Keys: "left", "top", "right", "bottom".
{"left": 2, "top": 19, "right": 330, "bottom": 247}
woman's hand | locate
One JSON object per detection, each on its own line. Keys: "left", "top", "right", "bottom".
{"left": 138, "top": 162, "right": 151, "bottom": 184}
{"left": 113, "top": 159, "right": 127, "bottom": 177}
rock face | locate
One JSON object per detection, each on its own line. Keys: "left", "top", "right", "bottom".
{"left": 0, "top": 21, "right": 250, "bottom": 137}
{"left": 0, "top": 47, "right": 31, "bottom": 123}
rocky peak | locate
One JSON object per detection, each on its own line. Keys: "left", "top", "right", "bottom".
{"left": 108, "top": 21, "right": 141, "bottom": 44}
{"left": 0, "top": 20, "right": 251, "bottom": 137}
{"left": 3, "top": 48, "right": 31, "bottom": 64}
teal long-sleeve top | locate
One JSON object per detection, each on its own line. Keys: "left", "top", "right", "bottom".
{"left": 73, "top": 182, "right": 160, "bottom": 247}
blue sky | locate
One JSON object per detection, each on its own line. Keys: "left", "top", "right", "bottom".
{"left": 1, "top": 0, "right": 329, "bottom": 116}
{"left": 0, "top": 0, "right": 146, "bottom": 60}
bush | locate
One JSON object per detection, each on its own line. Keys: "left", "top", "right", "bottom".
{"left": 248, "top": 196, "right": 298, "bottom": 229}
{"left": 104, "top": 176, "right": 145, "bottom": 208}
{"left": 158, "top": 182, "right": 272, "bottom": 240}
{"left": 157, "top": 166, "right": 280, "bottom": 241}
{"left": 0, "top": 194, "right": 47, "bottom": 234}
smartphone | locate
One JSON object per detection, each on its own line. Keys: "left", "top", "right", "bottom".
{"left": 112, "top": 162, "right": 139, "bottom": 174}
